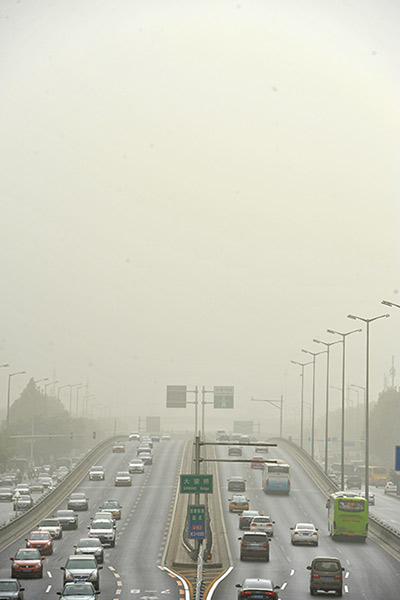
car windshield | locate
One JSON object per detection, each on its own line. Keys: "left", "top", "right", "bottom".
{"left": 70, "top": 493, "right": 85, "bottom": 499}
{"left": 78, "top": 538, "right": 101, "bottom": 547}
{"left": 0, "top": 582, "right": 18, "bottom": 591}
{"left": 41, "top": 519, "right": 59, "bottom": 526}
{"left": 254, "top": 517, "right": 270, "bottom": 523}
{"left": 66, "top": 558, "right": 96, "bottom": 569}
{"left": 30, "top": 532, "right": 50, "bottom": 540}
{"left": 91, "top": 521, "right": 112, "bottom": 529}
{"left": 57, "top": 511, "right": 73, "bottom": 516}
{"left": 243, "top": 534, "right": 266, "bottom": 543}
{"left": 102, "top": 501, "right": 118, "bottom": 508}
{"left": 117, "top": 472, "right": 129, "bottom": 476}
{"left": 63, "top": 583, "right": 95, "bottom": 595}
{"left": 297, "top": 523, "right": 314, "bottom": 530}
{"left": 314, "top": 560, "right": 341, "bottom": 572}
{"left": 15, "top": 549, "right": 40, "bottom": 559}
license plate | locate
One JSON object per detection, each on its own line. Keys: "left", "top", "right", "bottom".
{"left": 250, "top": 544, "right": 259, "bottom": 548}
{"left": 23, "top": 569, "right": 31, "bottom": 572}
{"left": 303, "top": 533, "right": 309, "bottom": 536}
{"left": 253, "top": 595, "right": 264, "bottom": 599}
{"left": 322, "top": 577, "right": 333, "bottom": 580}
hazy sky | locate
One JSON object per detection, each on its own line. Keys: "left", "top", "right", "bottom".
{"left": 1, "top": 0, "right": 399, "bottom": 433}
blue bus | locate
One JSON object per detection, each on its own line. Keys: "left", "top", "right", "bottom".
{"left": 262, "top": 460, "right": 290, "bottom": 494}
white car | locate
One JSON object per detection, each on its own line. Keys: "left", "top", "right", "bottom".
{"left": 38, "top": 517, "right": 63, "bottom": 539}
{"left": 128, "top": 459, "right": 145, "bottom": 474}
{"left": 290, "top": 522, "right": 319, "bottom": 546}
{"left": 88, "top": 519, "right": 116, "bottom": 547}
{"left": 362, "top": 491, "right": 375, "bottom": 505}
{"left": 114, "top": 471, "right": 132, "bottom": 486}
{"left": 384, "top": 481, "right": 397, "bottom": 495}
{"left": 249, "top": 515, "right": 275, "bottom": 536}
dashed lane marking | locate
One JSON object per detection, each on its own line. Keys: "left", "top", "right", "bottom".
{"left": 45, "top": 585, "right": 52, "bottom": 593}
{"left": 47, "top": 571, "right": 52, "bottom": 578}
{"left": 281, "top": 582, "right": 287, "bottom": 590}
{"left": 290, "top": 569, "right": 295, "bottom": 576}
{"left": 109, "top": 566, "right": 116, "bottom": 572}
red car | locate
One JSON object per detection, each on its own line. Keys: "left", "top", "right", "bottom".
{"left": 26, "top": 530, "right": 54, "bottom": 555}
{"left": 11, "top": 548, "right": 45, "bottom": 578}
{"left": 251, "top": 455, "right": 264, "bottom": 469}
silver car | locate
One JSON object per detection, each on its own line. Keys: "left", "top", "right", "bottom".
{"left": 61, "top": 555, "right": 102, "bottom": 591}
{"left": 74, "top": 538, "right": 104, "bottom": 563}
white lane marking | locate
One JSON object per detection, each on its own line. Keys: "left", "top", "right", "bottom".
{"left": 46, "top": 585, "right": 52, "bottom": 593}
{"left": 131, "top": 590, "right": 140, "bottom": 594}
{"left": 47, "top": 571, "right": 52, "bottom": 578}
{"left": 345, "top": 571, "right": 350, "bottom": 578}
{"left": 161, "top": 591, "right": 171, "bottom": 594}
{"left": 281, "top": 582, "right": 287, "bottom": 590}
{"left": 290, "top": 569, "right": 295, "bottom": 576}
{"left": 345, "top": 585, "right": 349, "bottom": 593}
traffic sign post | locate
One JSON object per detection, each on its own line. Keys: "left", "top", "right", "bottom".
{"left": 180, "top": 474, "right": 213, "bottom": 494}
{"left": 395, "top": 446, "right": 400, "bottom": 471}
{"left": 189, "top": 504, "right": 206, "bottom": 539}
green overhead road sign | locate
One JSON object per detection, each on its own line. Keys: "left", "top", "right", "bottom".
{"left": 214, "top": 385, "right": 234, "bottom": 408}
{"left": 180, "top": 474, "right": 213, "bottom": 493}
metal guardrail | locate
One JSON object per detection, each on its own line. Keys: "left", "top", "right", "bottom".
{"left": 0, "top": 435, "right": 127, "bottom": 552}
{"left": 269, "top": 437, "right": 400, "bottom": 561}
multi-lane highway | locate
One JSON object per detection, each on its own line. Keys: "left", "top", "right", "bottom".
{"left": 212, "top": 443, "right": 400, "bottom": 599}
{"left": 0, "top": 438, "right": 184, "bottom": 600}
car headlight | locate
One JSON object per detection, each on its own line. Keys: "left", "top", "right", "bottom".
{"left": 65, "top": 571, "right": 73, "bottom": 581}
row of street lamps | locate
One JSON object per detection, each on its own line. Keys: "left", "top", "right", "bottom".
{"left": 291, "top": 303, "right": 396, "bottom": 498}
{"left": 1, "top": 366, "right": 107, "bottom": 428}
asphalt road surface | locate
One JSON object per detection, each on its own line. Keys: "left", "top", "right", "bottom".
{"left": 212, "top": 443, "right": 400, "bottom": 600}
{"left": 0, "top": 438, "right": 184, "bottom": 600}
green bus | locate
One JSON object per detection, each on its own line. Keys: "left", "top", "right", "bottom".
{"left": 326, "top": 492, "right": 368, "bottom": 541}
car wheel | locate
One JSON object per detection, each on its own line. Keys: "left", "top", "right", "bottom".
{"left": 265, "top": 553, "right": 270, "bottom": 562}
{"left": 336, "top": 591, "right": 343, "bottom": 597}
{"left": 310, "top": 590, "right": 315, "bottom": 596}
{"left": 240, "top": 554, "right": 244, "bottom": 561}
{"left": 38, "top": 568, "right": 43, "bottom": 579}
{"left": 11, "top": 570, "right": 16, "bottom": 578}
{"left": 314, "top": 542, "right": 318, "bottom": 546}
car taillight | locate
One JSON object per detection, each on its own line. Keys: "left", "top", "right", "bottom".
{"left": 333, "top": 521, "right": 336, "bottom": 529}
{"left": 266, "top": 479, "right": 269, "bottom": 485}
{"left": 334, "top": 575, "right": 342, "bottom": 580}
{"left": 240, "top": 591, "right": 252, "bottom": 596}
{"left": 262, "top": 542, "right": 269, "bottom": 547}
{"left": 288, "top": 480, "right": 290, "bottom": 488}
{"left": 311, "top": 574, "right": 319, "bottom": 579}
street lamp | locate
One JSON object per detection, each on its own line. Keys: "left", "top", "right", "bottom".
{"left": 301, "top": 349, "right": 327, "bottom": 460}
{"left": 347, "top": 312, "right": 390, "bottom": 507}
{"left": 327, "top": 327, "right": 361, "bottom": 489}
{"left": 251, "top": 396, "right": 284, "bottom": 438}
{"left": 6, "top": 371, "right": 26, "bottom": 428}
{"left": 76, "top": 385, "right": 86, "bottom": 417}
{"left": 382, "top": 300, "right": 400, "bottom": 310}
{"left": 83, "top": 395, "right": 96, "bottom": 418}
{"left": 313, "top": 339, "right": 342, "bottom": 474}
{"left": 68, "top": 384, "right": 82, "bottom": 414}
{"left": 291, "top": 360, "right": 312, "bottom": 449}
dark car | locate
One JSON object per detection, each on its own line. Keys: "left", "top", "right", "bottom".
{"left": 0, "top": 488, "right": 14, "bottom": 502}
{"left": 346, "top": 475, "right": 362, "bottom": 489}
{"left": 236, "top": 578, "right": 280, "bottom": 599}
{"left": 0, "top": 579, "right": 25, "bottom": 600}
{"left": 67, "top": 493, "right": 89, "bottom": 511}
{"left": 307, "top": 557, "right": 344, "bottom": 596}
{"left": 239, "top": 532, "right": 270, "bottom": 561}
{"left": 10, "top": 549, "right": 45, "bottom": 578}
{"left": 54, "top": 509, "right": 78, "bottom": 530}
{"left": 227, "top": 476, "right": 246, "bottom": 492}
{"left": 62, "top": 555, "right": 102, "bottom": 591}
{"left": 239, "top": 510, "right": 261, "bottom": 530}
{"left": 57, "top": 582, "right": 99, "bottom": 600}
